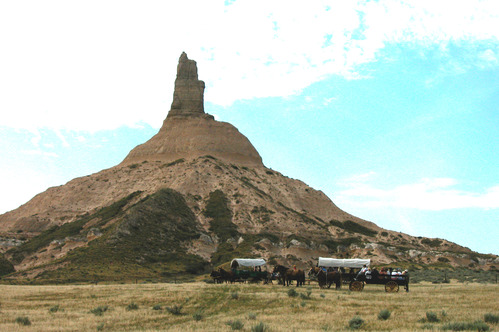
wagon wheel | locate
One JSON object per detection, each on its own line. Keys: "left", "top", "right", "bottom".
{"left": 349, "top": 280, "right": 364, "bottom": 292}
{"left": 385, "top": 281, "right": 399, "bottom": 293}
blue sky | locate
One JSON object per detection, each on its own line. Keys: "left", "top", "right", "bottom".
{"left": 0, "top": 1, "right": 498, "bottom": 254}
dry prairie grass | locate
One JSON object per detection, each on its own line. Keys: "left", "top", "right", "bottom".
{"left": 0, "top": 281, "right": 497, "bottom": 331}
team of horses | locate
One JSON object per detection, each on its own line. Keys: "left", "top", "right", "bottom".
{"left": 210, "top": 265, "right": 338, "bottom": 288}
{"left": 210, "top": 266, "right": 306, "bottom": 286}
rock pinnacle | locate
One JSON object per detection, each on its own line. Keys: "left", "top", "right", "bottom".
{"left": 167, "top": 52, "right": 206, "bottom": 118}
{"left": 121, "top": 52, "right": 263, "bottom": 167}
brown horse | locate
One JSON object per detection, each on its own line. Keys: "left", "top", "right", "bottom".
{"left": 273, "top": 265, "right": 305, "bottom": 287}
{"left": 217, "top": 268, "right": 235, "bottom": 283}
{"left": 308, "top": 267, "right": 342, "bottom": 289}
{"left": 210, "top": 270, "right": 223, "bottom": 284}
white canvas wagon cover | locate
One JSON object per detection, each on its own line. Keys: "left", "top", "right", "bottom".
{"left": 318, "top": 257, "right": 370, "bottom": 268}
{"left": 231, "top": 258, "right": 266, "bottom": 267}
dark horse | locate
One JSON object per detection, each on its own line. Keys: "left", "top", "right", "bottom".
{"left": 210, "top": 270, "right": 223, "bottom": 284}
{"left": 217, "top": 268, "right": 235, "bottom": 283}
{"left": 308, "top": 267, "right": 342, "bottom": 289}
{"left": 272, "top": 265, "right": 305, "bottom": 287}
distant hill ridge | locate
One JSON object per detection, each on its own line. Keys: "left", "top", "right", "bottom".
{"left": 0, "top": 53, "right": 496, "bottom": 282}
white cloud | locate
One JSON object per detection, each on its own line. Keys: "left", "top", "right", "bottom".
{"left": 0, "top": 0, "right": 497, "bottom": 131}
{"left": 337, "top": 175, "right": 499, "bottom": 211}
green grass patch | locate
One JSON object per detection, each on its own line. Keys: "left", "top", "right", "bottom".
{"left": 7, "top": 191, "right": 142, "bottom": 264}
{"left": 329, "top": 220, "right": 377, "bottom": 237}
{"left": 441, "top": 321, "right": 490, "bottom": 331}
{"left": 0, "top": 253, "right": 14, "bottom": 276}
{"left": 204, "top": 190, "right": 239, "bottom": 241}
{"left": 34, "top": 189, "right": 208, "bottom": 282}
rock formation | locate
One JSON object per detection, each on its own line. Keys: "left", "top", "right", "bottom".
{"left": 0, "top": 52, "right": 495, "bottom": 282}
{"left": 168, "top": 52, "right": 206, "bottom": 117}
{"left": 122, "top": 52, "right": 263, "bottom": 167}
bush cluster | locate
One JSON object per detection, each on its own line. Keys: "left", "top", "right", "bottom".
{"left": 90, "top": 306, "right": 109, "bottom": 316}
{"left": 378, "top": 309, "right": 391, "bottom": 320}
{"left": 348, "top": 316, "right": 364, "bottom": 330}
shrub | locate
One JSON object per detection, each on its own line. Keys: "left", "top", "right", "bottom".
{"left": 320, "top": 293, "right": 326, "bottom": 298}
{"left": 484, "top": 313, "right": 499, "bottom": 324}
{"left": 348, "top": 316, "right": 364, "bottom": 330}
{"left": 226, "top": 320, "right": 244, "bottom": 330}
{"left": 300, "top": 291, "right": 312, "bottom": 300}
{"left": 90, "top": 306, "right": 109, "bottom": 316}
{"left": 192, "top": 312, "right": 203, "bottom": 321}
{"left": 441, "top": 321, "right": 489, "bottom": 331}
{"left": 152, "top": 304, "right": 162, "bottom": 310}
{"left": 378, "top": 309, "right": 391, "bottom": 320}
{"left": 231, "top": 292, "right": 239, "bottom": 300}
{"left": 126, "top": 302, "right": 139, "bottom": 311}
{"left": 248, "top": 312, "right": 257, "bottom": 320}
{"left": 96, "top": 323, "right": 105, "bottom": 331}
{"left": 166, "top": 305, "right": 184, "bottom": 315}
{"left": 251, "top": 322, "right": 268, "bottom": 332}
{"left": 420, "top": 323, "right": 434, "bottom": 330}
{"left": 49, "top": 305, "right": 61, "bottom": 313}
{"left": 287, "top": 288, "right": 298, "bottom": 297}
{"left": 15, "top": 316, "right": 31, "bottom": 326}
{"left": 426, "top": 311, "right": 440, "bottom": 323}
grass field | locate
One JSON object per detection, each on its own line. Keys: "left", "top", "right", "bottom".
{"left": 0, "top": 281, "right": 497, "bottom": 331}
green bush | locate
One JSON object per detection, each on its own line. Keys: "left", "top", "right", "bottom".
{"left": 441, "top": 321, "right": 489, "bottom": 331}
{"left": 192, "top": 312, "right": 203, "bottom": 321}
{"left": 348, "top": 316, "right": 364, "bottom": 329}
{"left": 90, "top": 306, "right": 109, "bottom": 316}
{"left": 420, "top": 323, "right": 434, "bottom": 330}
{"left": 378, "top": 309, "right": 391, "bottom": 320}
{"left": 49, "top": 305, "right": 61, "bottom": 313}
{"left": 251, "top": 322, "right": 268, "bottom": 332}
{"left": 126, "top": 303, "right": 139, "bottom": 311}
{"left": 484, "top": 313, "right": 499, "bottom": 324}
{"left": 287, "top": 288, "right": 297, "bottom": 297}
{"left": 15, "top": 316, "right": 31, "bottom": 326}
{"left": 152, "top": 304, "right": 162, "bottom": 310}
{"left": 426, "top": 311, "right": 440, "bottom": 323}
{"left": 300, "top": 291, "right": 312, "bottom": 300}
{"left": 231, "top": 292, "right": 239, "bottom": 300}
{"left": 166, "top": 305, "right": 184, "bottom": 315}
{"left": 248, "top": 312, "right": 257, "bottom": 320}
{"left": 226, "top": 320, "right": 244, "bottom": 330}
{"left": 421, "top": 238, "right": 442, "bottom": 247}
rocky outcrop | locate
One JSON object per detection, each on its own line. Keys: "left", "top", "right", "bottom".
{"left": 168, "top": 52, "right": 206, "bottom": 118}
{"left": 121, "top": 52, "right": 263, "bottom": 167}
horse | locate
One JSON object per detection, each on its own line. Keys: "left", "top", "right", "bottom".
{"left": 217, "top": 268, "right": 235, "bottom": 283}
{"left": 272, "top": 265, "right": 305, "bottom": 287}
{"left": 210, "top": 270, "right": 222, "bottom": 284}
{"left": 308, "top": 267, "right": 342, "bottom": 289}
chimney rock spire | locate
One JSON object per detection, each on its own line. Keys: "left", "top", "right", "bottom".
{"left": 168, "top": 52, "right": 205, "bottom": 117}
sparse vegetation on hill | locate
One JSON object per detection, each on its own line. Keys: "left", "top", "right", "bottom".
{"left": 6, "top": 191, "right": 142, "bottom": 265}
{"left": 204, "top": 190, "right": 239, "bottom": 242}
{"left": 12, "top": 189, "right": 210, "bottom": 282}
{"left": 0, "top": 252, "right": 14, "bottom": 276}
{"left": 329, "top": 219, "right": 377, "bottom": 237}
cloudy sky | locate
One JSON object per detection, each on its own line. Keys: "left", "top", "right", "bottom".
{"left": 1, "top": 0, "right": 498, "bottom": 254}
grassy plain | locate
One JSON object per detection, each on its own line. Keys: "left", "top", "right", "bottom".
{"left": 0, "top": 281, "right": 497, "bottom": 331}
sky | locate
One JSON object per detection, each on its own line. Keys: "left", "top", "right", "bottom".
{"left": 0, "top": 0, "right": 498, "bottom": 255}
